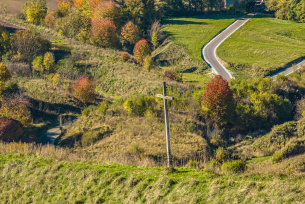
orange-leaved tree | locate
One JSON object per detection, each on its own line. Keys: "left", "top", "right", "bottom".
{"left": 202, "top": 75, "right": 235, "bottom": 125}
{"left": 73, "top": 76, "right": 95, "bottom": 104}
{"left": 92, "top": 0, "right": 119, "bottom": 25}
{"left": 73, "top": 0, "right": 86, "bottom": 9}
{"left": 121, "top": 21, "right": 141, "bottom": 44}
{"left": 133, "top": 39, "right": 151, "bottom": 65}
{"left": 44, "top": 10, "right": 59, "bottom": 28}
{"left": 90, "top": 18, "right": 119, "bottom": 47}
{"left": 89, "top": 0, "right": 106, "bottom": 10}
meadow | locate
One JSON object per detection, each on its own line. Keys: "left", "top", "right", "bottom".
{"left": 163, "top": 14, "right": 240, "bottom": 62}
{"left": 218, "top": 14, "right": 305, "bottom": 78}
{"left": 1, "top": 142, "right": 305, "bottom": 203}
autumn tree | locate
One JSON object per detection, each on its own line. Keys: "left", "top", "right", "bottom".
{"left": 90, "top": 18, "right": 119, "bottom": 47}
{"left": 0, "top": 96, "right": 31, "bottom": 127}
{"left": 21, "top": 0, "right": 47, "bottom": 24}
{"left": 121, "top": 21, "right": 141, "bottom": 44}
{"left": 133, "top": 39, "right": 151, "bottom": 65}
{"left": 73, "top": 76, "right": 95, "bottom": 104}
{"left": 32, "top": 56, "right": 44, "bottom": 73}
{"left": 92, "top": 0, "right": 120, "bottom": 25}
{"left": 73, "top": 0, "right": 86, "bottom": 9}
{"left": 11, "top": 30, "right": 50, "bottom": 62}
{"left": 0, "top": 26, "right": 10, "bottom": 57}
{"left": 0, "top": 63, "right": 11, "bottom": 82}
{"left": 44, "top": 10, "right": 59, "bottom": 28}
{"left": 149, "top": 21, "right": 166, "bottom": 49}
{"left": 123, "top": 0, "right": 144, "bottom": 26}
{"left": 57, "top": 0, "right": 73, "bottom": 16}
{"left": 43, "top": 52, "right": 55, "bottom": 71}
{"left": 202, "top": 75, "right": 235, "bottom": 125}
{"left": 53, "top": 73, "right": 61, "bottom": 86}
{"left": 89, "top": 0, "right": 106, "bottom": 10}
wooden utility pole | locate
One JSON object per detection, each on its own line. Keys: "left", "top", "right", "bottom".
{"left": 156, "top": 82, "right": 174, "bottom": 167}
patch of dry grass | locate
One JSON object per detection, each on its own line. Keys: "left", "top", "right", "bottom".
{"left": 0, "top": 0, "right": 57, "bottom": 17}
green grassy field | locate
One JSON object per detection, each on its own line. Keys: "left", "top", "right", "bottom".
{"left": 218, "top": 14, "right": 305, "bottom": 78}
{"left": 1, "top": 149, "right": 305, "bottom": 203}
{"left": 163, "top": 15, "right": 240, "bottom": 62}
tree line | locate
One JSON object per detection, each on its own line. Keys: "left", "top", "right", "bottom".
{"left": 266, "top": 0, "right": 305, "bottom": 22}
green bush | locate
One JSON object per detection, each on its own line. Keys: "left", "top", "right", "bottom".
{"left": 32, "top": 56, "right": 44, "bottom": 73}
{"left": 97, "top": 101, "right": 109, "bottom": 115}
{"left": 272, "top": 151, "right": 283, "bottom": 163}
{"left": 187, "top": 160, "right": 198, "bottom": 169}
{"left": 48, "top": 73, "right": 55, "bottom": 81}
{"left": 129, "top": 143, "right": 145, "bottom": 159}
{"left": 81, "top": 130, "right": 100, "bottom": 146}
{"left": 123, "top": 95, "right": 156, "bottom": 116}
{"left": 81, "top": 105, "right": 96, "bottom": 116}
{"left": 143, "top": 55, "right": 153, "bottom": 71}
{"left": 222, "top": 160, "right": 247, "bottom": 173}
{"left": 215, "top": 147, "right": 228, "bottom": 163}
{"left": 43, "top": 52, "right": 55, "bottom": 71}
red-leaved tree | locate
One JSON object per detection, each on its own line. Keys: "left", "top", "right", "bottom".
{"left": 202, "top": 75, "right": 235, "bottom": 125}
{"left": 133, "top": 39, "right": 151, "bottom": 65}
{"left": 90, "top": 18, "right": 119, "bottom": 47}
{"left": 73, "top": 76, "right": 95, "bottom": 104}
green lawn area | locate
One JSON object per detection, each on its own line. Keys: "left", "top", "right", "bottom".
{"left": 163, "top": 14, "right": 240, "bottom": 62}
{"left": 218, "top": 14, "right": 305, "bottom": 78}
{"left": 1, "top": 152, "right": 305, "bottom": 203}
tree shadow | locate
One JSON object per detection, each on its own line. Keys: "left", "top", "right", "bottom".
{"left": 183, "top": 67, "right": 197, "bottom": 73}
{"left": 4, "top": 26, "right": 20, "bottom": 33}
{"left": 163, "top": 19, "right": 208, "bottom": 25}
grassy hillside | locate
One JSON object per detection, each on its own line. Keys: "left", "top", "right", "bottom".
{"left": 163, "top": 14, "right": 239, "bottom": 62}
{"left": 218, "top": 14, "right": 305, "bottom": 78}
{"left": 1, "top": 144, "right": 305, "bottom": 203}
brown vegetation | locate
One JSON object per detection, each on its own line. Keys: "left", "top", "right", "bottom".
{"left": 0, "top": 117, "right": 24, "bottom": 142}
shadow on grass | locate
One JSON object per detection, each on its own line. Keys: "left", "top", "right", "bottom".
{"left": 163, "top": 19, "right": 207, "bottom": 25}
{"left": 4, "top": 26, "right": 20, "bottom": 33}
{"left": 183, "top": 67, "right": 197, "bottom": 73}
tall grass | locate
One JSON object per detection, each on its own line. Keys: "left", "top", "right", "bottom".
{"left": 1, "top": 146, "right": 305, "bottom": 203}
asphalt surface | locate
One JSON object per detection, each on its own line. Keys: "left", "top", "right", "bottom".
{"left": 202, "top": 13, "right": 256, "bottom": 81}
{"left": 272, "top": 59, "right": 305, "bottom": 79}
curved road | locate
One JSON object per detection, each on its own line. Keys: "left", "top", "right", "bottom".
{"left": 202, "top": 13, "right": 256, "bottom": 81}
{"left": 202, "top": 13, "right": 305, "bottom": 80}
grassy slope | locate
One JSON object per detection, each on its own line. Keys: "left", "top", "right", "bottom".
{"left": 163, "top": 14, "right": 240, "bottom": 62}
{"left": 218, "top": 15, "right": 305, "bottom": 78}
{"left": 1, "top": 151, "right": 305, "bottom": 203}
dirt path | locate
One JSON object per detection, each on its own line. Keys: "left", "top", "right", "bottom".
{"left": 0, "top": 18, "right": 58, "bottom": 40}
{"left": 40, "top": 120, "right": 77, "bottom": 145}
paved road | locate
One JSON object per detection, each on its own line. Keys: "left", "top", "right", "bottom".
{"left": 272, "top": 59, "right": 305, "bottom": 79}
{"left": 202, "top": 13, "right": 256, "bottom": 81}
